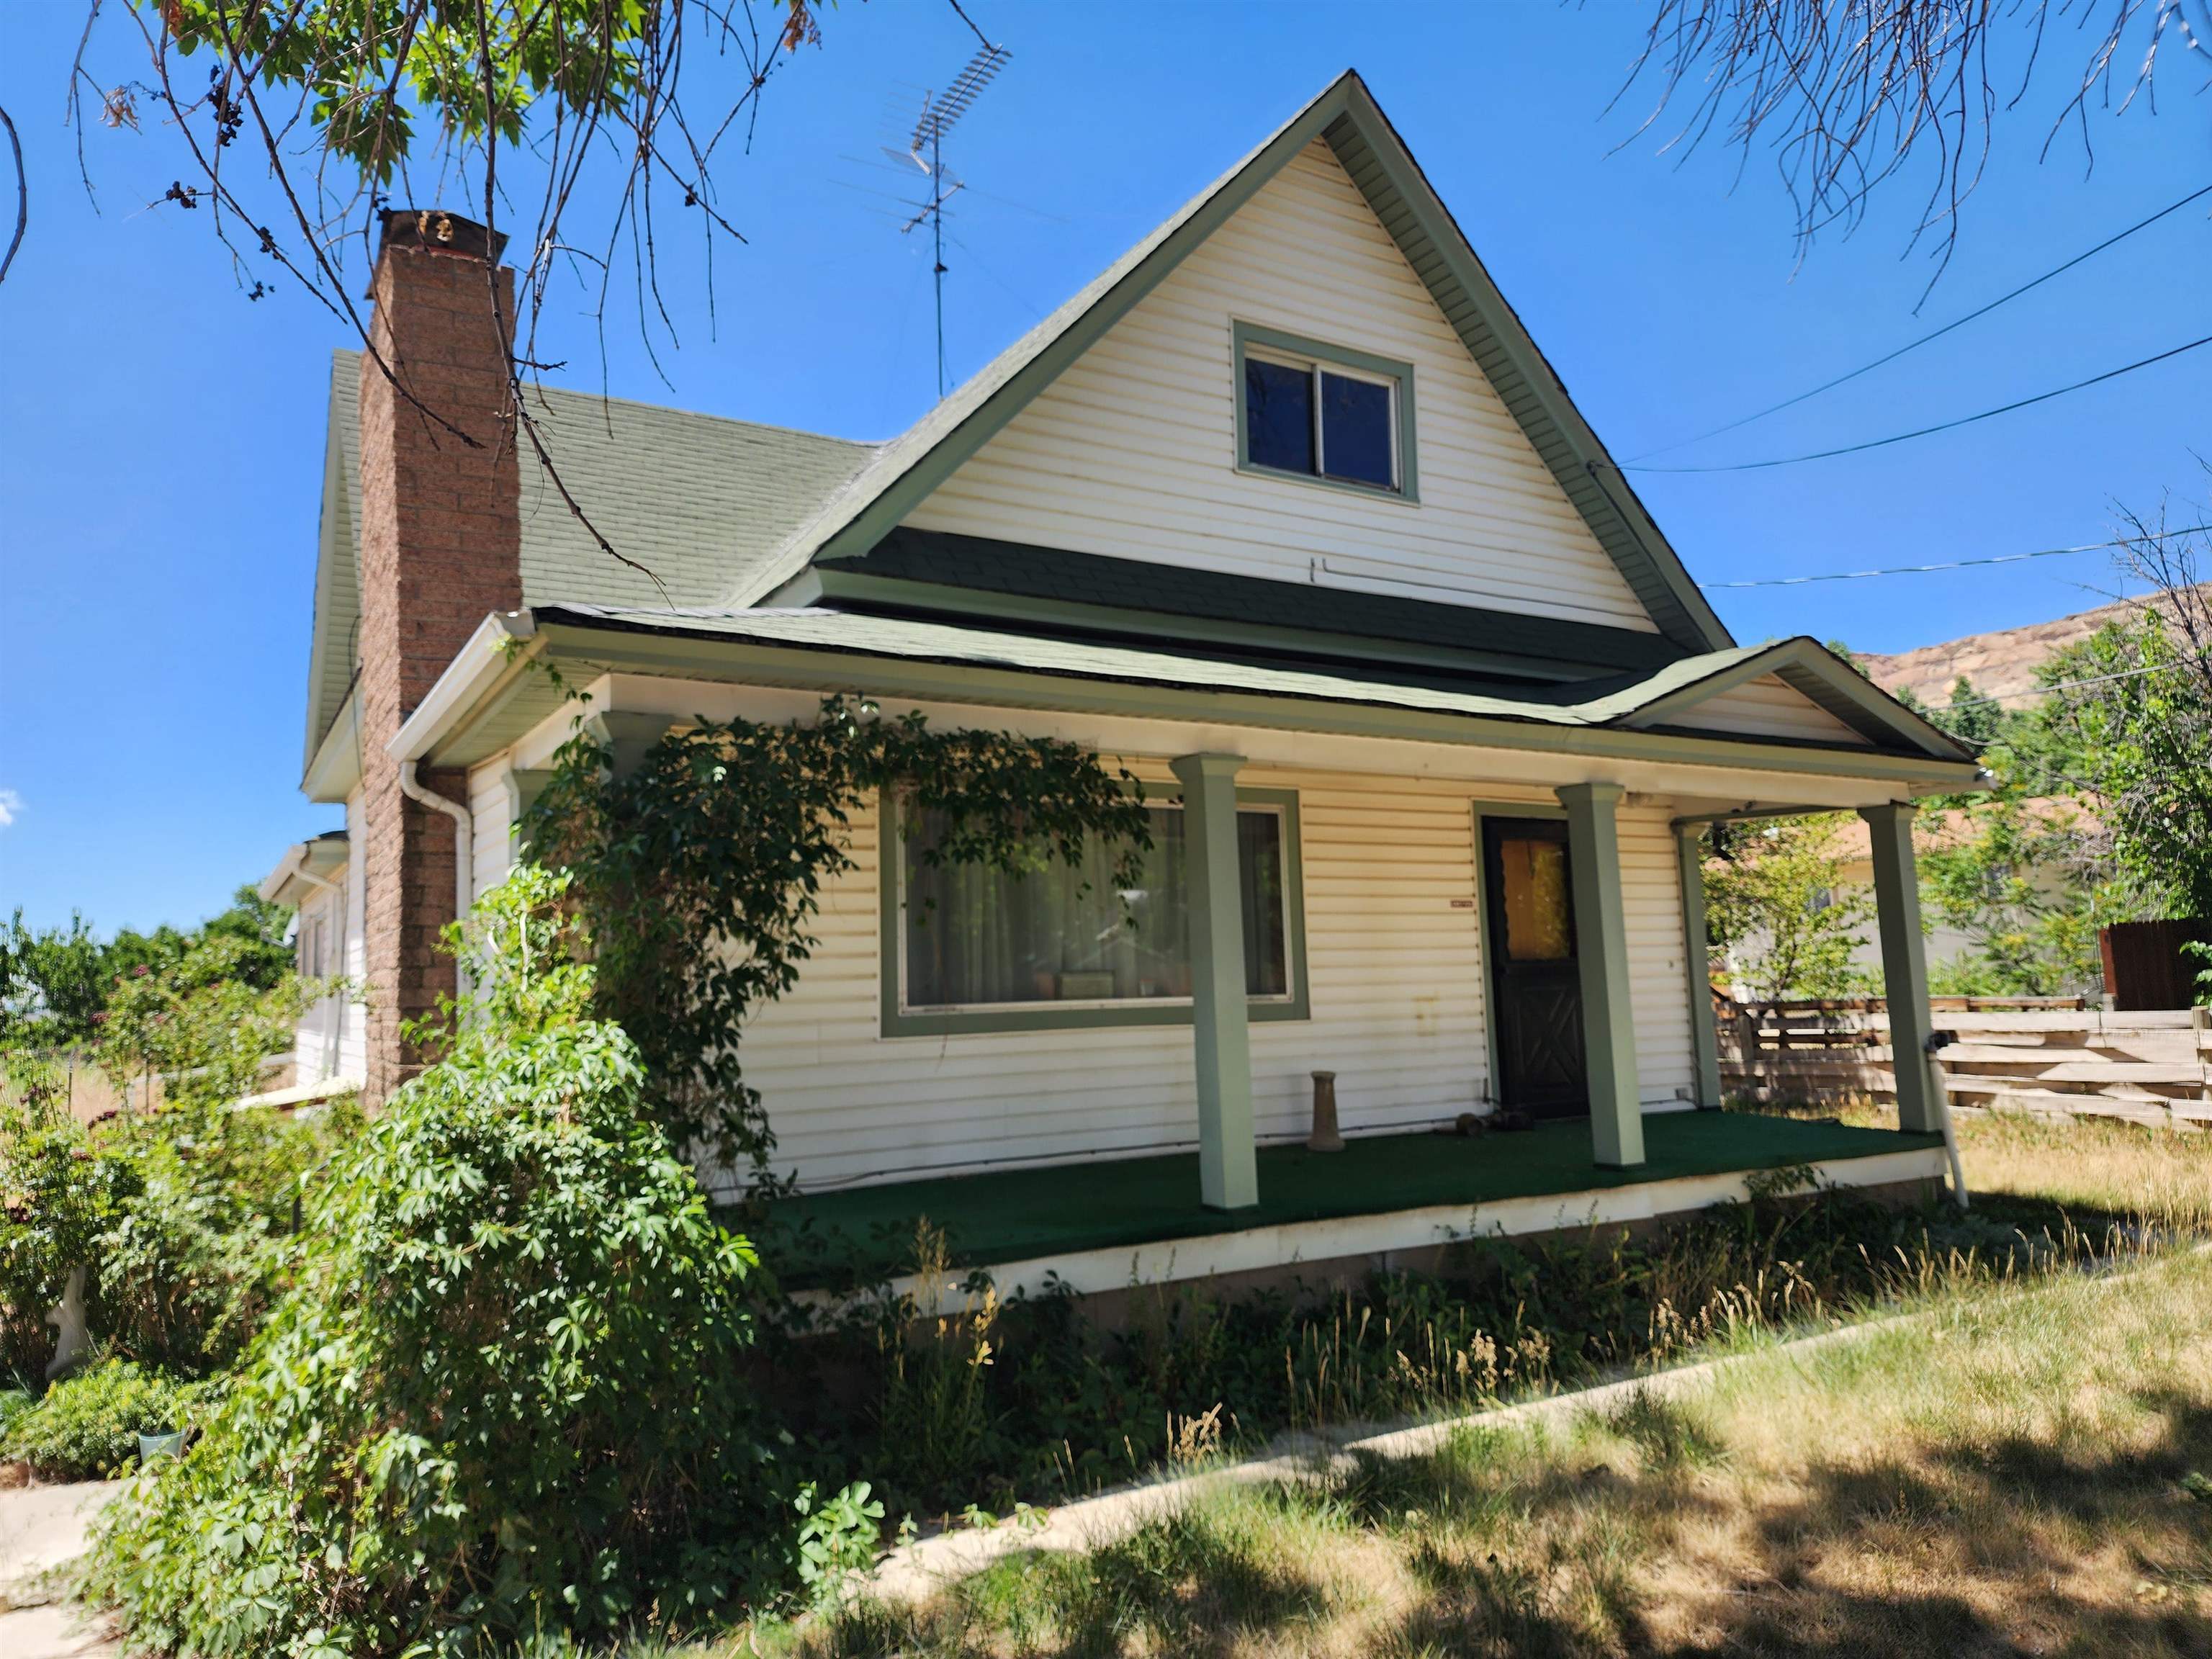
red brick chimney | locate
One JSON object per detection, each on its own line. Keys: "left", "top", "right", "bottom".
{"left": 356, "top": 209, "right": 523, "bottom": 1099}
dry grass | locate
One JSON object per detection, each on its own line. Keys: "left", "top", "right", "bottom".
{"left": 602, "top": 1112, "right": 2211, "bottom": 1658}
{"left": 758, "top": 1246, "right": 2212, "bottom": 1657}
{"left": 716, "top": 1111, "right": 2212, "bottom": 1658}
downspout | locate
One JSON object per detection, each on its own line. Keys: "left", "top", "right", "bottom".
{"left": 288, "top": 863, "right": 348, "bottom": 1082}
{"left": 399, "top": 761, "right": 475, "bottom": 1009}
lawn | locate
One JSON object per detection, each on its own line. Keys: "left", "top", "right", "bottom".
{"left": 669, "top": 1108, "right": 2212, "bottom": 1658}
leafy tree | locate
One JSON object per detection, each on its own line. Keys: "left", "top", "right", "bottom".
{"left": 2036, "top": 602, "right": 2212, "bottom": 922}
{"left": 88, "top": 868, "right": 787, "bottom": 1654}
{"left": 1703, "top": 815, "right": 1876, "bottom": 1002}
{"left": 1919, "top": 794, "right": 2108, "bottom": 998}
{"left": 60, "top": 0, "right": 876, "bottom": 567}
{"left": 1, "top": 886, "right": 294, "bottom": 1052}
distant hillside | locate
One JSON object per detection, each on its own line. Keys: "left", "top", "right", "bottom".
{"left": 1856, "top": 587, "right": 2206, "bottom": 706}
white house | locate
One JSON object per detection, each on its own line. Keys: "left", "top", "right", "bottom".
{"left": 264, "top": 72, "right": 1980, "bottom": 1297}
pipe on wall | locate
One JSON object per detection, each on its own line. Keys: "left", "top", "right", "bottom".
{"left": 398, "top": 760, "right": 475, "bottom": 1009}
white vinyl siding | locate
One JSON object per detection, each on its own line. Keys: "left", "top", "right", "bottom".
{"left": 470, "top": 760, "right": 516, "bottom": 899}
{"left": 292, "top": 794, "right": 369, "bottom": 1087}
{"left": 729, "top": 770, "right": 1698, "bottom": 1195}
{"left": 1667, "top": 675, "right": 1874, "bottom": 747}
{"left": 338, "top": 793, "right": 367, "bottom": 1082}
{"left": 902, "top": 139, "right": 1658, "bottom": 634}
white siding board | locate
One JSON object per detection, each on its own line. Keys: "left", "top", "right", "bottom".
{"left": 726, "top": 765, "right": 1702, "bottom": 1195}
{"left": 1669, "top": 675, "right": 1873, "bottom": 747}
{"left": 469, "top": 759, "right": 516, "bottom": 898}
{"left": 902, "top": 140, "right": 1659, "bottom": 634}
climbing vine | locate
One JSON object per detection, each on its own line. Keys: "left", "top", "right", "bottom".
{"left": 526, "top": 695, "right": 1151, "bottom": 1187}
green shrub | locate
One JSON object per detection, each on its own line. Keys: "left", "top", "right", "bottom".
{"left": 87, "top": 869, "right": 778, "bottom": 1657}
{"left": 0, "top": 1360, "right": 204, "bottom": 1480}
{"left": 1, "top": 1058, "right": 140, "bottom": 1382}
{"left": 94, "top": 1088, "right": 360, "bottom": 1375}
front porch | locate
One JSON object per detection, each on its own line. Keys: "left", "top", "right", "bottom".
{"left": 761, "top": 1111, "right": 1948, "bottom": 1299}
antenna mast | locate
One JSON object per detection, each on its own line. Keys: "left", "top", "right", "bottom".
{"left": 899, "top": 43, "right": 1010, "bottom": 400}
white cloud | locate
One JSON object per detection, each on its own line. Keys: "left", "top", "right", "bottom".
{"left": 0, "top": 789, "right": 19, "bottom": 829}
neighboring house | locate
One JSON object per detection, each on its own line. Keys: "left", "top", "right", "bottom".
{"left": 261, "top": 73, "right": 1981, "bottom": 1298}
{"left": 1707, "top": 800, "right": 2095, "bottom": 994}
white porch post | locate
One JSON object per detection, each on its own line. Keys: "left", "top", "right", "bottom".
{"left": 1557, "top": 781, "right": 1645, "bottom": 1168}
{"left": 1861, "top": 802, "right": 1939, "bottom": 1132}
{"left": 1172, "top": 753, "right": 1259, "bottom": 1210}
{"left": 1677, "top": 824, "right": 1724, "bottom": 1109}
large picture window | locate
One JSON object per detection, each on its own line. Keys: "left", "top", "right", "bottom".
{"left": 883, "top": 788, "right": 1308, "bottom": 1035}
{"left": 1233, "top": 321, "right": 1417, "bottom": 501}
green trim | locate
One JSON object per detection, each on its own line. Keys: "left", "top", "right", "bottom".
{"left": 737, "top": 80, "right": 1361, "bottom": 602}
{"left": 878, "top": 784, "right": 1310, "bottom": 1040}
{"left": 1862, "top": 804, "right": 1939, "bottom": 1133}
{"left": 734, "top": 73, "right": 1734, "bottom": 656}
{"left": 1557, "top": 782, "right": 1645, "bottom": 1168}
{"left": 497, "top": 620, "right": 1987, "bottom": 791}
{"left": 1231, "top": 320, "right": 1419, "bottom": 503}
{"left": 1621, "top": 638, "right": 1974, "bottom": 762}
{"left": 1172, "top": 754, "right": 1261, "bottom": 1210}
{"left": 1318, "top": 96, "right": 1732, "bottom": 652}
{"left": 1677, "top": 824, "right": 1722, "bottom": 1109}
{"left": 809, "top": 566, "right": 1610, "bottom": 683}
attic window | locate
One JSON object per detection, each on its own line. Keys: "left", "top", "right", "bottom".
{"left": 1233, "top": 322, "right": 1416, "bottom": 500}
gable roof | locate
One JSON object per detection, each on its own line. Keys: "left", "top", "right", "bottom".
{"left": 302, "top": 352, "right": 874, "bottom": 770}
{"left": 729, "top": 70, "right": 1733, "bottom": 656}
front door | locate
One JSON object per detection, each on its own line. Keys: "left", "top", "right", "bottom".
{"left": 1481, "top": 817, "right": 1588, "bottom": 1117}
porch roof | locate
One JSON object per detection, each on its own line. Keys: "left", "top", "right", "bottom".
{"left": 753, "top": 1112, "right": 1944, "bottom": 1287}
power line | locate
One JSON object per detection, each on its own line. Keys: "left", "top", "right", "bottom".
{"left": 1930, "top": 662, "right": 2172, "bottom": 711}
{"left": 1627, "top": 182, "right": 2212, "bottom": 463}
{"left": 1703, "top": 524, "right": 2211, "bottom": 588}
{"left": 1625, "top": 336, "right": 2212, "bottom": 475}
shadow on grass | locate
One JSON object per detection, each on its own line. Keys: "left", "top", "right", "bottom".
{"left": 1653, "top": 1388, "right": 2212, "bottom": 1658}
{"left": 802, "top": 1384, "right": 2212, "bottom": 1658}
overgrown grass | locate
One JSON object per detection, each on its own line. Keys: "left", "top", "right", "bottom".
{"left": 760, "top": 1110, "right": 2195, "bottom": 1532}
{"left": 750, "top": 1240, "right": 2212, "bottom": 1657}
{"left": 636, "top": 1107, "right": 2211, "bottom": 1657}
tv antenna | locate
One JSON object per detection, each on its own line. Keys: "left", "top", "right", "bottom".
{"left": 891, "top": 42, "right": 1010, "bottom": 399}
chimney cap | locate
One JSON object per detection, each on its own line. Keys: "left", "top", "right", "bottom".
{"left": 378, "top": 208, "right": 508, "bottom": 265}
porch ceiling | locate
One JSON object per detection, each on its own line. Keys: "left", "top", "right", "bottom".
{"left": 752, "top": 1113, "right": 1943, "bottom": 1288}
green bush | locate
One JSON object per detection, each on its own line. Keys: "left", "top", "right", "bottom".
{"left": 0, "top": 1360, "right": 205, "bottom": 1480}
{"left": 88, "top": 869, "right": 779, "bottom": 1657}
{"left": 1, "top": 1058, "right": 140, "bottom": 1382}
{"left": 94, "top": 1088, "right": 360, "bottom": 1375}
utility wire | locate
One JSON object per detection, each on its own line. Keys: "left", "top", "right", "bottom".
{"left": 1627, "top": 181, "right": 2212, "bottom": 463}
{"left": 1704, "top": 524, "right": 2211, "bottom": 588}
{"left": 1625, "top": 336, "right": 2212, "bottom": 475}
{"left": 1925, "top": 662, "right": 2175, "bottom": 711}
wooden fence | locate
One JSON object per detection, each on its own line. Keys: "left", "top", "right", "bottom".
{"left": 1716, "top": 992, "right": 2212, "bottom": 1130}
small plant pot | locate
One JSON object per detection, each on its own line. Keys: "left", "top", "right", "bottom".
{"left": 138, "top": 1430, "right": 187, "bottom": 1464}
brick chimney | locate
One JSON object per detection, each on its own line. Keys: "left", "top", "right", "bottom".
{"left": 355, "top": 209, "right": 523, "bottom": 1099}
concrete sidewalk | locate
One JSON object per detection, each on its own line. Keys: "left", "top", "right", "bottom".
{"left": 0, "top": 1480, "right": 120, "bottom": 1659}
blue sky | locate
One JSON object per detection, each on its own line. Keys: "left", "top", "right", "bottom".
{"left": 1, "top": 1, "right": 2205, "bottom": 935}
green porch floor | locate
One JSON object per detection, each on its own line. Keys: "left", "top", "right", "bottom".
{"left": 756, "top": 1112, "right": 1943, "bottom": 1287}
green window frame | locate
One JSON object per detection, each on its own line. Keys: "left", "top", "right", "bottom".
{"left": 1232, "top": 320, "right": 1419, "bottom": 503}
{"left": 880, "top": 786, "right": 1310, "bottom": 1038}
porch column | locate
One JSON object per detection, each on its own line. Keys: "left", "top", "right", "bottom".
{"left": 1861, "top": 802, "right": 1938, "bottom": 1132}
{"left": 1556, "top": 782, "right": 1644, "bottom": 1168}
{"left": 1677, "top": 824, "right": 1723, "bottom": 1108}
{"left": 1172, "top": 752, "right": 1259, "bottom": 1210}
